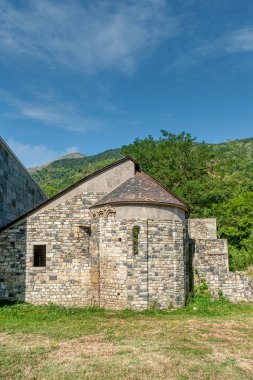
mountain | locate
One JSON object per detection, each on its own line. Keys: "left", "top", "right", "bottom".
{"left": 29, "top": 152, "right": 86, "bottom": 174}
{"left": 30, "top": 148, "right": 122, "bottom": 197}
{"left": 57, "top": 152, "right": 86, "bottom": 160}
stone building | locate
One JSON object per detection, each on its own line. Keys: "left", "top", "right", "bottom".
{"left": 0, "top": 137, "right": 47, "bottom": 228}
{"left": 0, "top": 140, "right": 252, "bottom": 309}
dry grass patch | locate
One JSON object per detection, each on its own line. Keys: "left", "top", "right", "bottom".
{"left": 1, "top": 303, "right": 253, "bottom": 379}
{"left": 51, "top": 334, "right": 117, "bottom": 363}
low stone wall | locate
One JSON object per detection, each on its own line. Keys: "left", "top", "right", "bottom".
{"left": 221, "top": 272, "right": 253, "bottom": 302}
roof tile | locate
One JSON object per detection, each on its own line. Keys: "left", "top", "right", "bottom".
{"left": 92, "top": 171, "right": 188, "bottom": 210}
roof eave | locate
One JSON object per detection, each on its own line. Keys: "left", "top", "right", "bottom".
{"left": 90, "top": 200, "right": 189, "bottom": 212}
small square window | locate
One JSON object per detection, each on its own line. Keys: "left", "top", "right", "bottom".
{"left": 33, "top": 245, "right": 46, "bottom": 267}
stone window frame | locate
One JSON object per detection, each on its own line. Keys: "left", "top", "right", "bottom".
{"left": 27, "top": 242, "right": 52, "bottom": 269}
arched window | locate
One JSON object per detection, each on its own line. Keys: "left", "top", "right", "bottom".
{"left": 132, "top": 226, "right": 140, "bottom": 255}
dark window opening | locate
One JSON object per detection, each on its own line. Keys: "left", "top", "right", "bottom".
{"left": 132, "top": 226, "right": 140, "bottom": 255}
{"left": 79, "top": 226, "right": 91, "bottom": 256}
{"left": 11, "top": 199, "right": 16, "bottom": 208}
{"left": 33, "top": 245, "right": 46, "bottom": 267}
{"left": 79, "top": 226, "right": 91, "bottom": 236}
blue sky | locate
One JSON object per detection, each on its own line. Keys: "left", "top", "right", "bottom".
{"left": 0, "top": 0, "right": 253, "bottom": 167}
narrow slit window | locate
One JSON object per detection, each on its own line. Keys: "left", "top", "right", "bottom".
{"left": 79, "top": 226, "right": 91, "bottom": 255}
{"left": 132, "top": 226, "right": 140, "bottom": 255}
{"left": 33, "top": 245, "right": 46, "bottom": 267}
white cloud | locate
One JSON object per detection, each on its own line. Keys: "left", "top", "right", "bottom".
{"left": 19, "top": 104, "right": 102, "bottom": 133}
{"left": 0, "top": 0, "right": 178, "bottom": 74}
{"left": 225, "top": 27, "right": 253, "bottom": 53}
{"left": 6, "top": 137, "right": 80, "bottom": 168}
{"left": 0, "top": 89, "right": 102, "bottom": 132}
{"left": 64, "top": 146, "right": 79, "bottom": 154}
{"left": 166, "top": 26, "right": 253, "bottom": 70}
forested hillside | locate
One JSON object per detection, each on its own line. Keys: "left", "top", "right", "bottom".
{"left": 31, "top": 132, "right": 253, "bottom": 271}
{"left": 31, "top": 148, "right": 122, "bottom": 197}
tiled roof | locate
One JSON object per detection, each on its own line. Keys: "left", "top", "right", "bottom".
{"left": 92, "top": 171, "right": 188, "bottom": 210}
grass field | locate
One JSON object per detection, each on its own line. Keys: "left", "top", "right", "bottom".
{"left": 0, "top": 300, "right": 253, "bottom": 379}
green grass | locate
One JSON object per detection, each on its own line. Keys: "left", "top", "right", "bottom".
{"left": 0, "top": 301, "right": 253, "bottom": 379}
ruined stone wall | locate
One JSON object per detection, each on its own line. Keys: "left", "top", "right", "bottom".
{"left": 192, "top": 220, "right": 253, "bottom": 303}
{"left": 0, "top": 138, "right": 46, "bottom": 228}
{"left": 0, "top": 223, "right": 26, "bottom": 301}
{"left": 189, "top": 218, "right": 217, "bottom": 240}
{"left": 193, "top": 239, "right": 229, "bottom": 296}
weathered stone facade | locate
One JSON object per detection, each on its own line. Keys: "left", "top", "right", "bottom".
{"left": 0, "top": 137, "right": 46, "bottom": 228}
{"left": 0, "top": 203, "right": 187, "bottom": 309}
{"left": 90, "top": 213, "right": 187, "bottom": 309}
{"left": 0, "top": 150, "right": 253, "bottom": 309}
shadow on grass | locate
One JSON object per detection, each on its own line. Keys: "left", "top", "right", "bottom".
{"left": 0, "top": 300, "right": 24, "bottom": 307}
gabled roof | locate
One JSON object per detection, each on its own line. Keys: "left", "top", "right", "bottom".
{"left": 0, "top": 156, "right": 139, "bottom": 232}
{"left": 91, "top": 171, "right": 188, "bottom": 211}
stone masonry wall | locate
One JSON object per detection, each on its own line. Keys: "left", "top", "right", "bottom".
{"left": 147, "top": 220, "right": 186, "bottom": 308}
{"left": 94, "top": 211, "right": 187, "bottom": 310}
{"left": 193, "top": 239, "right": 229, "bottom": 296}
{"left": 0, "top": 223, "right": 26, "bottom": 301}
{"left": 220, "top": 273, "right": 253, "bottom": 302}
{"left": 92, "top": 209, "right": 148, "bottom": 310}
{"left": 189, "top": 218, "right": 217, "bottom": 240}
{"left": 0, "top": 191, "right": 106, "bottom": 305}
{"left": 0, "top": 138, "right": 46, "bottom": 228}
{"left": 192, "top": 219, "right": 253, "bottom": 303}
{"left": 97, "top": 212, "right": 130, "bottom": 309}
{"left": 126, "top": 219, "right": 149, "bottom": 309}
{"left": 24, "top": 191, "right": 105, "bottom": 306}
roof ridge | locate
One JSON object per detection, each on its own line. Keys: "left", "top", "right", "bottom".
{"left": 138, "top": 171, "right": 189, "bottom": 209}
{"left": 91, "top": 170, "right": 188, "bottom": 210}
